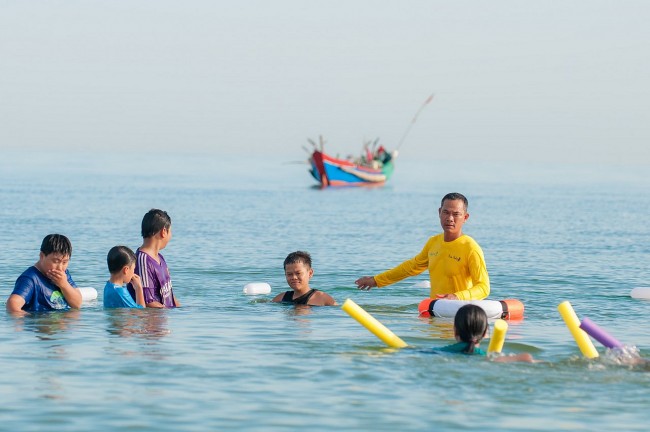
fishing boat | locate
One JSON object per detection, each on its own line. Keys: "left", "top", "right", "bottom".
{"left": 304, "top": 94, "right": 434, "bottom": 188}
{"left": 308, "top": 139, "right": 396, "bottom": 187}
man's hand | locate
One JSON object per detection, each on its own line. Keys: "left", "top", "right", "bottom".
{"left": 355, "top": 276, "right": 377, "bottom": 291}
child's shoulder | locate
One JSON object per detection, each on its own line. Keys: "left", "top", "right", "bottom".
{"left": 17, "top": 266, "right": 48, "bottom": 284}
{"left": 438, "top": 342, "right": 465, "bottom": 353}
{"left": 311, "top": 289, "right": 336, "bottom": 306}
{"left": 137, "top": 249, "right": 165, "bottom": 262}
{"left": 438, "top": 342, "right": 486, "bottom": 356}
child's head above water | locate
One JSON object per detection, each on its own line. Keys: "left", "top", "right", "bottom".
{"left": 283, "top": 251, "right": 313, "bottom": 293}
{"left": 36, "top": 234, "right": 73, "bottom": 275}
{"left": 141, "top": 209, "right": 172, "bottom": 239}
{"left": 40, "top": 233, "right": 72, "bottom": 258}
{"left": 283, "top": 251, "right": 312, "bottom": 270}
{"left": 107, "top": 245, "right": 137, "bottom": 284}
{"left": 454, "top": 304, "right": 488, "bottom": 354}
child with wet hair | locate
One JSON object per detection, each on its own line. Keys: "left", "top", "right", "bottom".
{"left": 6, "top": 234, "right": 82, "bottom": 313}
{"left": 272, "top": 251, "right": 336, "bottom": 306}
{"left": 127, "top": 209, "right": 180, "bottom": 308}
{"left": 439, "top": 304, "right": 534, "bottom": 362}
{"left": 103, "top": 245, "right": 145, "bottom": 308}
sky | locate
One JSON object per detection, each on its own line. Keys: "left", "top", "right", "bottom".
{"left": 1, "top": 1, "right": 649, "bottom": 167}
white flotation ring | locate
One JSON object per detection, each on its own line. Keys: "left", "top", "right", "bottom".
{"left": 78, "top": 287, "right": 98, "bottom": 302}
{"left": 243, "top": 282, "right": 272, "bottom": 295}
{"left": 418, "top": 298, "right": 524, "bottom": 320}
{"left": 630, "top": 287, "right": 650, "bottom": 299}
{"left": 412, "top": 280, "right": 431, "bottom": 289}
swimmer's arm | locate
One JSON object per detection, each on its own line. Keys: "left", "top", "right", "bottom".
{"left": 141, "top": 285, "right": 167, "bottom": 308}
{"left": 48, "top": 269, "right": 82, "bottom": 308}
{"left": 173, "top": 294, "right": 181, "bottom": 307}
{"left": 146, "top": 301, "right": 165, "bottom": 308}
{"left": 271, "top": 293, "right": 284, "bottom": 303}
{"left": 310, "top": 292, "right": 337, "bottom": 306}
{"left": 371, "top": 238, "right": 433, "bottom": 288}
{"left": 492, "top": 353, "right": 534, "bottom": 363}
{"left": 355, "top": 276, "right": 377, "bottom": 291}
{"left": 6, "top": 294, "right": 27, "bottom": 315}
{"left": 454, "top": 250, "right": 490, "bottom": 301}
{"left": 130, "top": 275, "right": 146, "bottom": 308}
{"left": 321, "top": 292, "right": 337, "bottom": 306}
{"left": 454, "top": 278, "right": 489, "bottom": 301}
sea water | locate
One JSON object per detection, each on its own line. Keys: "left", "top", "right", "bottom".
{"left": 1, "top": 151, "right": 649, "bottom": 431}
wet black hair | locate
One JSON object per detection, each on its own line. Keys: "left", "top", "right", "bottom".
{"left": 441, "top": 192, "right": 468, "bottom": 211}
{"left": 107, "top": 245, "right": 137, "bottom": 274}
{"left": 284, "top": 251, "right": 312, "bottom": 269}
{"left": 141, "top": 209, "right": 171, "bottom": 238}
{"left": 454, "top": 304, "right": 488, "bottom": 354}
{"left": 40, "top": 234, "right": 72, "bottom": 257}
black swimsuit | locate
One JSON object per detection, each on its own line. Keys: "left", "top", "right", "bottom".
{"left": 281, "top": 289, "right": 317, "bottom": 305}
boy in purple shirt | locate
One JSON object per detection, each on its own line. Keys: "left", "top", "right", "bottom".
{"left": 128, "top": 209, "right": 180, "bottom": 308}
{"left": 6, "top": 234, "right": 83, "bottom": 314}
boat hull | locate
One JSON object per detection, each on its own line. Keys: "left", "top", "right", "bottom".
{"left": 309, "top": 151, "right": 394, "bottom": 187}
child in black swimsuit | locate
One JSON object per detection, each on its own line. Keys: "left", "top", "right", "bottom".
{"left": 272, "top": 251, "right": 336, "bottom": 306}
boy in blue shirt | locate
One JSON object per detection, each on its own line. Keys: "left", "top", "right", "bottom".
{"left": 103, "top": 246, "right": 145, "bottom": 308}
{"left": 6, "top": 234, "right": 82, "bottom": 314}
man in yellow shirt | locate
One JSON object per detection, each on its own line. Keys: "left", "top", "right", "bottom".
{"left": 355, "top": 192, "right": 489, "bottom": 300}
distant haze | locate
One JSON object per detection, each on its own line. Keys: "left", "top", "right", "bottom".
{"left": 2, "top": 1, "right": 649, "bottom": 166}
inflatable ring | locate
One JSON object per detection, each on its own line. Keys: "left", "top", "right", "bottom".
{"left": 418, "top": 298, "right": 524, "bottom": 320}
{"left": 243, "top": 282, "right": 271, "bottom": 295}
{"left": 630, "top": 287, "right": 650, "bottom": 299}
{"left": 78, "top": 287, "right": 98, "bottom": 302}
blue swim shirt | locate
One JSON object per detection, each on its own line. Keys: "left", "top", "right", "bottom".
{"left": 11, "top": 266, "right": 77, "bottom": 311}
{"left": 103, "top": 281, "right": 143, "bottom": 308}
{"left": 437, "top": 342, "right": 487, "bottom": 356}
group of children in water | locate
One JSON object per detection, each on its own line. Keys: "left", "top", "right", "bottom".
{"left": 6, "top": 208, "right": 336, "bottom": 312}
{"left": 6, "top": 209, "right": 178, "bottom": 313}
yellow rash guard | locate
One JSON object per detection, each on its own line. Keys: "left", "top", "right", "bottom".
{"left": 374, "top": 234, "right": 490, "bottom": 300}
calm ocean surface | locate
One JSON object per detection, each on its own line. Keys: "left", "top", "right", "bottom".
{"left": 1, "top": 151, "right": 649, "bottom": 431}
